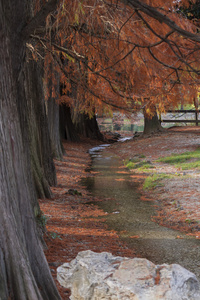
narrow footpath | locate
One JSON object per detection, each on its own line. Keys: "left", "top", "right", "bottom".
{"left": 39, "top": 139, "right": 137, "bottom": 299}
{"left": 40, "top": 127, "right": 200, "bottom": 299}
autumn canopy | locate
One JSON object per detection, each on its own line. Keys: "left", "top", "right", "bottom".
{"left": 31, "top": 0, "right": 200, "bottom": 117}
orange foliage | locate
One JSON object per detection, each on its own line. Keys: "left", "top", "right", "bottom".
{"left": 33, "top": 0, "right": 200, "bottom": 116}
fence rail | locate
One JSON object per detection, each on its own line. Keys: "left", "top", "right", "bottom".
{"left": 161, "top": 110, "right": 199, "bottom": 126}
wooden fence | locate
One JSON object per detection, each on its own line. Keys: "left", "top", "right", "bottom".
{"left": 161, "top": 110, "right": 200, "bottom": 126}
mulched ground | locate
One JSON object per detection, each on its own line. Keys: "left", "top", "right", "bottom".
{"left": 40, "top": 127, "right": 200, "bottom": 299}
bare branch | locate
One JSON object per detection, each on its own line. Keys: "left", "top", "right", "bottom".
{"left": 135, "top": 10, "right": 200, "bottom": 75}
{"left": 22, "top": 0, "right": 58, "bottom": 39}
{"left": 121, "top": 0, "right": 200, "bottom": 43}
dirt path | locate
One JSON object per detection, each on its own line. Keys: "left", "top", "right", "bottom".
{"left": 39, "top": 139, "right": 137, "bottom": 299}
{"left": 109, "top": 126, "right": 200, "bottom": 235}
{"left": 40, "top": 127, "right": 200, "bottom": 299}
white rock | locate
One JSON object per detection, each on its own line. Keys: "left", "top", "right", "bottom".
{"left": 57, "top": 250, "right": 200, "bottom": 300}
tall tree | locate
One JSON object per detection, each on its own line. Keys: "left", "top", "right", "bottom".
{"left": 0, "top": 0, "right": 61, "bottom": 298}
{"left": 24, "top": 56, "right": 57, "bottom": 198}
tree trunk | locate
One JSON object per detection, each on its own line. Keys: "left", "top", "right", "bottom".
{"left": 46, "top": 63, "right": 64, "bottom": 160}
{"left": 0, "top": 1, "right": 61, "bottom": 299}
{"left": 47, "top": 97, "right": 64, "bottom": 159}
{"left": 22, "top": 57, "right": 57, "bottom": 199}
{"left": 60, "top": 104, "right": 80, "bottom": 142}
{"left": 75, "top": 113, "right": 104, "bottom": 140}
{"left": 143, "top": 105, "right": 163, "bottom": 135}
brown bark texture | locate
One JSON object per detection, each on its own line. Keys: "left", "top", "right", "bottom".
{"left": 46, "top": 63, "right": 64, "bottom": 159}
{"left": 60, "top": 104, "right": 80, "bottom": 142}
{"left": 74, "top": 113, "right": 104, "bottom": 140}
{"left": 0, "top": 0, "right": 61, "bottom": 299}
{"left": 143, "top": 105, "right": 163, "bottom": 135}
{"left": 24, "top": 57, "right": 57, "bottom": 198}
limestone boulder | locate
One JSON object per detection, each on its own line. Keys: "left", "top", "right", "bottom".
{"left": 57, "top": 250, "right": 200, "bottom": 300}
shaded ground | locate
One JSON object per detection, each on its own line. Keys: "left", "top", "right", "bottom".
{"left": 40, "top": 127, "right": 200, "bottom": 299}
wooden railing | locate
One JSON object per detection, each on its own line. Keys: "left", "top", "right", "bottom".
{"left": 161, "top": 110, "right": 200, "bottom": 126}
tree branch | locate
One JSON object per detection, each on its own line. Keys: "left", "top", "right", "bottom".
{"left": 135, "top": 10, "right": 200, "bottom": 75}
{"left": 122, "top": 0, "right": 200, "bottom": 43}
{"left": 22, "top": 0, "right": 58, "bottom": 39}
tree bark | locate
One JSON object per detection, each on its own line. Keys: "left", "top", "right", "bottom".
{"left": 46, "top": 63, "right": 64, "bottom": 159}
{"left": 0, "top": 249, "right": 8, "bottom": 299}
{"left": 0, "top": 1, "right": 61, "bottom": 299}
{"left": 75, "top": 113, "right": 104, "bottom": 140}
{"left": 21, "top": 57, "right": 57, "bottom": 199}
{"left": 143, "top": 105, "right": 163, "bottom": 135}
{"left": 60, "top": 104, "right": 80, "bottom": 142}
{"left": 47, "top": 97, "right": 64, "bottom": 158}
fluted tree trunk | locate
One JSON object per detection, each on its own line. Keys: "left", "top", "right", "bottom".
{"left": 0, "top": 0, "right": 61, "bottom": 299}
{"left": 74, "top": 112, "right": 104, "bottom": 140}
{"left": 60, "top": 104, "right": 80, "bottom": 142}
{"left": 46, "top": 63, "right": 64, "bottom": 159}
{"left": 143, "top": 105, "right": 163, "bottom": 135}
{"left": 22, "top": 57, "right": 57, "bottom": 199}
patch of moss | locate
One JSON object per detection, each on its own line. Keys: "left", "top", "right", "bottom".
{"left": 36, "top": 210, "right": 48, "bottom": 230}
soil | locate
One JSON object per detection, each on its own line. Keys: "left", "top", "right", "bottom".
{"left": 40, "top": 126, "right": 200, "bottom": 299}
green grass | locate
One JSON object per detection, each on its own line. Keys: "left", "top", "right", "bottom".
{"left": 125, "top": 158, "right": 140, "bottom": 165}
{"left": 181, "top": 161, "right": 200, "bottom": 170}
{"left": 137, "top": 163, "right": 155, "bottom": 171}
{"left": 138, "top": 154, "right": 146, "bottom": 158}
{"left": 143, "top": 174, "right": 174, "bottom": 190}
{"left": 157, "top": 148, "right": 200, "bottom": 170}
{"left": 126, "top": 161, "right": 137, "bottom": 169}
{"left": 125, "top": 154, "right": 154, "bottom": 171}
{"left": 126, "top": 161, "right": 154, "bottom": 170}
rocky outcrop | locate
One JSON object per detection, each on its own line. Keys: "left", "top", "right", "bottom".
{"left": 57, "top": 250, "right": 200, "bottom": 300}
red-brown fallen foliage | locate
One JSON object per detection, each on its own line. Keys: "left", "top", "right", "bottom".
{"left": 39, "top": 139, "right": 137, "bottom": 299}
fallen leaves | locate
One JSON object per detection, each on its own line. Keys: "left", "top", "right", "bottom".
{"left": 39, "top": 139, "right": 137, "bottom": 299}
{"left": 176, "top": 235, "right": 184, "bottom": 239}
{"left": 39, "top": 128, "right": 200, "bottom": 299}
{"left": 129, "top": 235, "right": 140, "bottom": 239}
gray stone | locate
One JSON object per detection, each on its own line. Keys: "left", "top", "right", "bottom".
{"left": 57, "top": 250, "right": 200, "bottom": 300}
